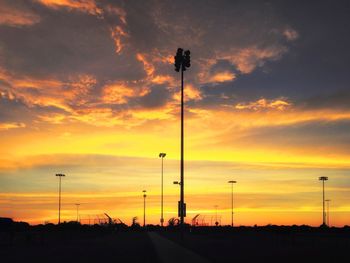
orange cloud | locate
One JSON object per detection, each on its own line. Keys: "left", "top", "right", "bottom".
{"left": 105, "top": 5, "right": 127, "bottom": 25}
{"left": 36, "top": 0, "right": 103, "bottom": 16}
{"left": 0, "top": 4, "right": 40, "bottom": 27}
{"left": 197, "top": 46, "right": 286, "bottom": 85}
{"left": 172, "top": 84, "right": 202, "bottom": 102}
{"left": 0, "top": 122, "right": 26, "bottom": 130}
{"left": 68, "top": 74, "right": 97, "bottom": 105}
{"left": 102, "top": 82, "right": 149, "bottom": 104}
{"left": 70, "top": 107, "right": 127, "bottom": 127}
{"left": 110, "top": 25, "right": 129, "bottom": 54}
{"left": 210, "top": 71, "right": 236, "bottom": 83}
{"left": 235, "top": 98, "right": 291, "bottom": 111}
{"left": 37, "top": 113, "right": 67, "bottom": 124}
{"left": 151, "top": 75, "right": 174, "bottom": 84}
{"left": 185, "top": 84, "right": 202, "bottom": 101}
{"left": 136, "top": 51, "right": 177, "bottom": 85}
{"left": 136, "top": 53, "right": 155, "bottom": 77}
{"left": 222, "top": 46, "right": 287, "bottom": 74}
{"left": 0, "top": 69, "right": 96, "bottom": 113}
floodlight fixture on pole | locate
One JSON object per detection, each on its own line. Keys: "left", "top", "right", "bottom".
{"left": 325, "top": 199, "right": 331, "bottom": 227}
{"left": 159, "top": 153, "right": 166, "bottom": 226}
{"left": 143, "top": 190, "right": 147, "bottom": 227}
{"left": 174, "top": 48, "right": 191, "bottom": 226}
{"left": 319, "top": 176, "right": 328, "bottom": 226}
{"left": 55, "top": 173, "right": 65, "bottom": 224}
{"left": 228, "top": 180, "right": 237, "bottom": 227}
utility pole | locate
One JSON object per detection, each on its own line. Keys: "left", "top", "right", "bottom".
{"left": 159, "top": 153, "right": 166, "bottom": 226}
{"left": 174, "top": 48, "right": 191, "bottom": 226}
{"left": 56, "top": 173, "right": 65, "bottom": 224}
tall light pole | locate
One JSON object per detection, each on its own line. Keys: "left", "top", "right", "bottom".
{"left": 55, "top": 173, "right": 65, "bottom": 224}
{"left": 228, "top": 180, "right": 237, "bottom": 227}
{"left": 174, "top": 48, "right": 191, "bottom": 226}
{"left": 75, "top": 203, "right": 80, "bottom": 223}
{"left": 143, "top": 190, "right": 147, "bottom": 227}
{"left": 214, "top": 205, "right": 218, "bottom": 226}
{"left": 159, "top": 153, "right": 166, "bottom": 226}
{"left": 319, "top": 176, "right": 328, "bottom": 226}
{"left": 325, "top": 199, "right": 331, "bottom": 226}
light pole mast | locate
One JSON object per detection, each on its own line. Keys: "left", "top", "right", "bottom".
{"left": 75, "top": 203, "right": 80, "bottom": 223}
{"left": 174, "top": 48, "right": 191, "bottom": 226}
{"left": 180, "top": 59, "right": 184, "bottom": 226}
{"left": 319, "top": 176, "right": 328, "bottom": 226}
{"left": 143, "top": 190, "right": 147, "bottom": 227}
{"left": 228, "top": 180, "right": 237, "bottom": 227}
{"left": 56, "top": 173, "right": 65, "bottom": 224}
{"left": 159, "top": 153, "right": 166, "bottom": 227}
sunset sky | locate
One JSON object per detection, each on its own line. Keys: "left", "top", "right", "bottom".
{"left": 1, "top": 0, "right": 350, "bottom": 226}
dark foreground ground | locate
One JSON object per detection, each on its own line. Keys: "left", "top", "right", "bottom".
{"left": 1, "top": 223, "right": 350, "bottom": 262}
{"left": 161, "top": 226, "right": 350, "bottom": 263}
{"left": 0, "top": 230, "right": 157, "bottom": 263}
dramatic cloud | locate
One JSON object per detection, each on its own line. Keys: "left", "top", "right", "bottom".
{"left": 0, "top": 0, "right": 301, "bottom": 128}
{"left": 1, "top": 1, "right": 350, "bottom": 226}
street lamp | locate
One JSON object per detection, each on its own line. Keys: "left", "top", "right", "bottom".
{"left": 325, "top": 199, "right": 331, "bottom": 227}
{"left": 143, "top": 190, "right": 147, "bottom": 227}
{"left": 55, "top": 173, "right": 65, "bottom": 224}
{"left": 228, "top": 180, "right": 237, "bottom": 227}
{"left": 214, "top": 205, "right": 219, "bottom": 226}
{"left": 159, "top": 153, "right": 166, "bottom": 226}
{"left": 75, "top": 203, "right": 80, "bottom": 223}
{"left": 174, "top": 48, "right": 191, "bottom": 226}
{"left": 319, "top": 176, "right": 328, "bottom": 226}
